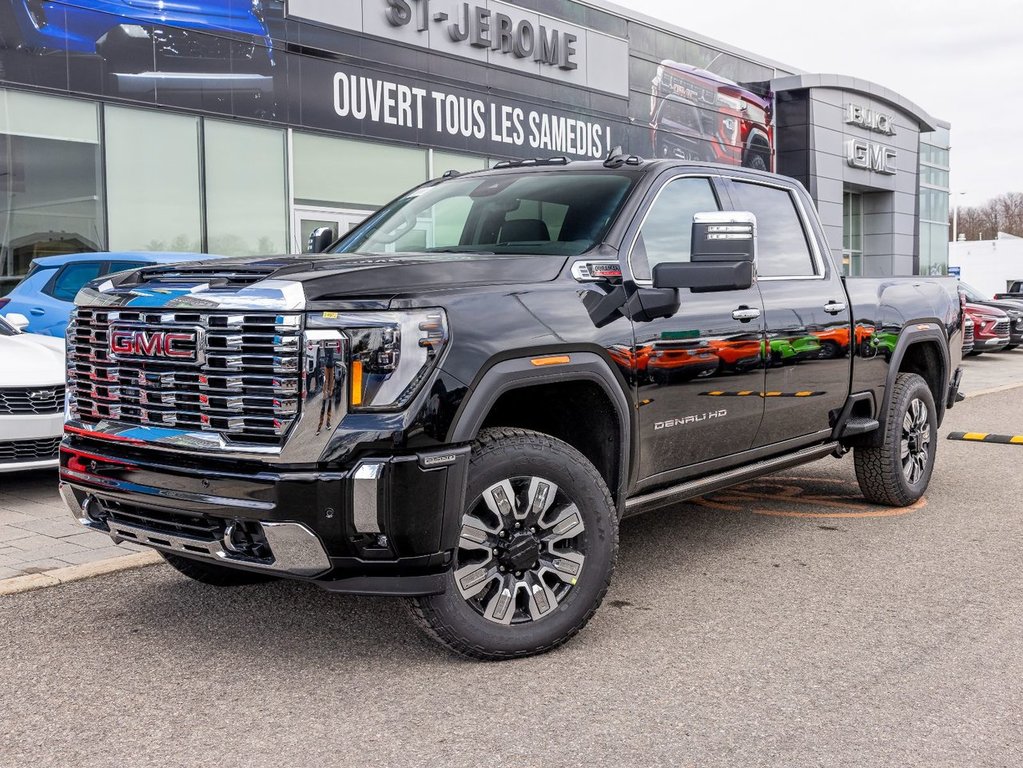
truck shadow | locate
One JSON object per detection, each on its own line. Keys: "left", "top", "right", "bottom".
{"left": 109, "top": 472, "right": 888, "bottom": 663}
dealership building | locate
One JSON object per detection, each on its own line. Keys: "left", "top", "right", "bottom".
{"left": 0, "top": 0, "right": 950, "bottom": 292}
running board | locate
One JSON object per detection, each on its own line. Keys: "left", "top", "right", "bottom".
{"left": 624, "top": 442, "right": 840, "bottom": 517}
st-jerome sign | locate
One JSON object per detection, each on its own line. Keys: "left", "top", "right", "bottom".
{"left": 386, "top": 0, "right": 579, "bottom": 71}
{"left": 287, "top": 0, "right": 631, "bottom": 97}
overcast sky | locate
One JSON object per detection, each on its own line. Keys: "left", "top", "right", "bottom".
{"left": 627, "top": 0, "right": 1021, "bottom": 208}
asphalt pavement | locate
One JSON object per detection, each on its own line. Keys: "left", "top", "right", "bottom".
{"left": 2, "top": 382, "right": 1022, "bottom": 767}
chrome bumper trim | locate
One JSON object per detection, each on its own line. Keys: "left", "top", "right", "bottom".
{"left": 352, "top": 461, "right": 384, "bottom": 533}
{"left": 61, "top": 483, "right": 331, "bottom": 577}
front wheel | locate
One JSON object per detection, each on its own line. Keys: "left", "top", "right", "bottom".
{"left": 409, "top": 428, "right": 618, "bottom": 660}
{"left": 854, "top": 372, "right": 937, "bottom": 506}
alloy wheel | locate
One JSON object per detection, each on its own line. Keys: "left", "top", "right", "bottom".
{"left": 901, "top": 398, "right": 932, "bottom": 485}
{"left": 454, "top": 476, "right": 586, "bottom": 625}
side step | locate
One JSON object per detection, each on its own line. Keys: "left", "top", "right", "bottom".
{"left": 840, "top": 417, "right": 880, "bottom": 437}
{"left": 624, "top": 442, "right": 839, "bottom": 517}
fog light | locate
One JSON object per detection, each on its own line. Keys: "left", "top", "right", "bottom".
{"left": 82, "top": 496, "right": 108, "bottom": 524}
{"left": 223, "top": 520, "right": 271, "bottom": 559}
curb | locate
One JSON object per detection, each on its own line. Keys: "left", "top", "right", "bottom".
{"left": 0, "top": 550, "right": 163, "bottom": 597}
{"left": 964, "top": 381, "right": 1023, "bottom": 399}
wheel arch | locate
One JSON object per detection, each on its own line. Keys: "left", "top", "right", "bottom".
{"left": 446, "top": 352, "right": 634, "bottom": 511}
{"left": 880, "top": 325, "right": 950, "bottom": 430}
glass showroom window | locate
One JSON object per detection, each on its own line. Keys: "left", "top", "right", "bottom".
{"left": 205, "top": 120, "right": 288, "bottom": 256}
{"left": 0, "top": 89, "right": 105, "bottom": 294}
{"left": 843, "top": 191, "right": 863, "bottom": 276}
{"left": 105, "top": 106, "right": 202, "bottom": 252}
{"left": 293, "top": 132, "right": 428, "bottom": 208}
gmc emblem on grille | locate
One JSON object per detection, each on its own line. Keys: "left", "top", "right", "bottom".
{"left": 109, "top": 327, "right": 204, "bottom": 364}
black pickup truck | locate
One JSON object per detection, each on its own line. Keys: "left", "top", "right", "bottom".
{"left": 994, "top": 280, "right": 1023, "bottom": 301}
{"left": 60, "top": 157, "right": 964, "bottom": 660}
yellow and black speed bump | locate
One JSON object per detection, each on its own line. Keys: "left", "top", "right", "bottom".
{"left": 701, "top": 390, "right": 826, "bottom": 398}
{"left": 947, "top": 432, "right": 1023, "bottom": 446}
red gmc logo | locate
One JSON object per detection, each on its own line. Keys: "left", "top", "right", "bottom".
{"left": 109, "top": 328, "right": 200, "bottom": 363}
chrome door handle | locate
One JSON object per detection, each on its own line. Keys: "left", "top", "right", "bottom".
{"left": 732, "top": 306, "right": 761, "bottom": 322}
{"left": 824, "top": 302, "right": 847, "bottom": 315}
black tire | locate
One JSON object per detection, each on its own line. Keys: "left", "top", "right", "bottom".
{"left": 854, "top": 372, "right": 937, "bottom": 506}
{"left": 408, "top": 427, "right": 618, "bottom": 660}
{"left": 1005, "top": 344, "right": 1019, "bottom": 351}
{"left": 160, "top": 551, "right": 276, "bottom": 586}
{"left": 817, "top": 341, "right": 842, "bottom": 359}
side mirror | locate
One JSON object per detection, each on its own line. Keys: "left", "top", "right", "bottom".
{"left": 4, "top": 312, "right": 29, "bottom": 331}
{"left": 308, "top": 227, "right": 336, "bottom": 254}
{"left": 652, "top": 212, "right": 757, "bottom": 293}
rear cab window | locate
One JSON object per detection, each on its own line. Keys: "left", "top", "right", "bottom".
{"left": 730, "top": 181, "right": 820, "bottom": 278}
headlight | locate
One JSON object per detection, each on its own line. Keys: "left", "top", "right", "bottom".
{"left": 307, "top": 309, "right": 448, "bottom": 412}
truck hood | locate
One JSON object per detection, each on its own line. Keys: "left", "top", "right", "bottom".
{"left": 130, "top": 253, "right": 568, "bottom": 303}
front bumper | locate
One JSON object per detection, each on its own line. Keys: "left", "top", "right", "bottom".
{"left": 0, "top": 412, "right": 64, "bottom": 473}
{"left": 59, "top": 437, "right": 469, "bottom": 594}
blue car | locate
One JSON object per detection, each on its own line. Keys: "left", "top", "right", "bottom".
{"left": 0, "top": 252, "right": 210, "bottom": 336}
{"left": 0, "top": 0, "right": 277, "bottom": 115}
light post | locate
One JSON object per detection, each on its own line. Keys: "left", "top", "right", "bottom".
{"left": 952, "top": 191, "right": 967, "bottom": 242}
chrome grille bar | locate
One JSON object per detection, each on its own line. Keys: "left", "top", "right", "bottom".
{"left": 68, "top": 309, "right": 303, "bottom": 445}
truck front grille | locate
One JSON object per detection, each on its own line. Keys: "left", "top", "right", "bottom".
{"left": 68, "top": 309, "right": 302, "bottom": 446}
{"left": 0, "top": 386, "right": 65, "bottom": 415}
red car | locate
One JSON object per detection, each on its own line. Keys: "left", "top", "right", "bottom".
{"left": 964, "top": 303, "right": 1010, "bottom": 355}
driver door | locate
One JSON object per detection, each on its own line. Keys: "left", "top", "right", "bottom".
{"left": 628, "top": 174, "right": 766, "bottom": 485}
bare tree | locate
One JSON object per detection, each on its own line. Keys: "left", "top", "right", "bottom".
{"left": 950, "top": 192, "right": 1023, "bottom": 241}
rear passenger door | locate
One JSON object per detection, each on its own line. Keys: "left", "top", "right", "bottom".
{"left": 726, "top": 179, "right": 851, "bottom": 447}
{"left": 626, "top": 174, "right": 767, "bottom": 484}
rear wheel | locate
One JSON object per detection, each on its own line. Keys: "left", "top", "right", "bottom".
{"left": 160, "top": 552, "right": 276, "bottom": 586}
{"left": 854, "top": 372, "right": 937, "bottom": 506}
{"left": 409, "top": 427, "right": 618, "bottom": 660}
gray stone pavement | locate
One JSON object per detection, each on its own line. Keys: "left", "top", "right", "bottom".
{"left": 0, "top": 347, "right": 1020, "bottom": 582}
{"left": 0, "top": 474, "right": 145, "bottom": 580}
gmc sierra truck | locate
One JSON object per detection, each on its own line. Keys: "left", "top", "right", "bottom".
{"left": 60, "top": 156, "right": 964, "bottom": 660}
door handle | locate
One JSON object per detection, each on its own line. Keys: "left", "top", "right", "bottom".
{"left": 824, "top": 302, "right": 847, "bottom": 315}
{"left": 732, "top": 306, "right": 761, "bottom": 322}
{"left": 30, "top": 308, "right": 45, "bottom": 316}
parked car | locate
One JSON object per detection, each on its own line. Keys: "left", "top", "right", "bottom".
{"left": 963, "top": 303, "right": 1010, "bottom": 355}
{"left": 962, "top": 315, "right": 974, "bottom": 356}
{"left": 0, "top": 252, "right": 209, "bottom": 336}
{"left": 956, "top": 280, "right": 1023, "bottom": 350}
{"left": 0, "top": 313, "right": 65, "bottom": 472}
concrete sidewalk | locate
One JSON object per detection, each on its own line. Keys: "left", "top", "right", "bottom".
{"left": 0, "top": 473, "right": 146, "bottom": 581}
{"left": 1, "top": 346, "right": 1021, "bottom": 588}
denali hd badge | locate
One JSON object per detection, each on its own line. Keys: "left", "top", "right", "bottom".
{"left": 109, "top": 327, "right": 204, "bottom": 365}
{"left": 655, "top": 410, "right": 728, "bottom": 430}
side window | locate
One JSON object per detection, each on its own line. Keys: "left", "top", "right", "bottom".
{"left": 631, "top": 177, "right": 719, "bottom": 281}
{"left": 45, "top": 262, "right": 104, "bottom": 301}
{"left": 732, "top": 182, "right": 817, "bottom": 277}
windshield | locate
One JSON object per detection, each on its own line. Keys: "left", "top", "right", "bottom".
{"left": 333, "top": 170, "right": 639, "bottom": 257}
{"left": 0, "top": 316, "right": 16, "bottom": 336}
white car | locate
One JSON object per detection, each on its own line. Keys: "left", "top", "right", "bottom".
{"left": 0, "top": 313, "right": 65, "bottom": 472}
